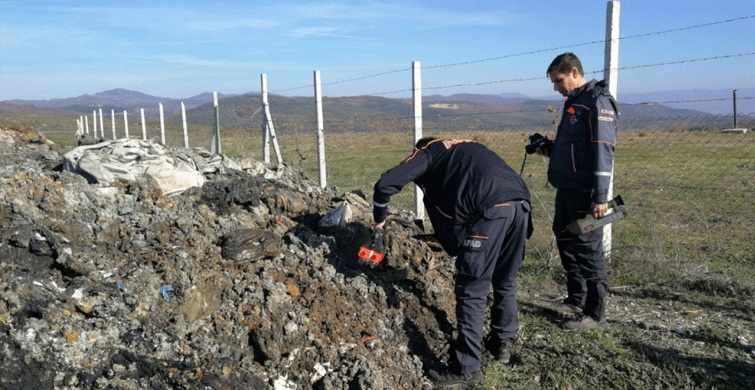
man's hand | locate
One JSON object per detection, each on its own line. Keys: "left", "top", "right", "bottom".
{"left": 526, "top": 133, "right": 552, "bottom": 156}
{"left": 591, "top": 202, "right": 608, "bottom": 219}
{"left": 374, "top": 221, "right": 385, "bottom": 230}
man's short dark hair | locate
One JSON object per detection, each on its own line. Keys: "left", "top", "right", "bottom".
{"left": 415, "top": 137, "right": 437, "bottom": 149}
{"left": 547, "top": 52, "right": 584, "bottom": 76}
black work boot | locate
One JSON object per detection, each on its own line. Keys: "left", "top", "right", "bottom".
{"left": 485, "top": 337, "right": 511, "bottom": 364}
{"left": 563, "top": 314, "right": 607, "bottom": 331}
{"left": 553, "top": 299, "right": 583, "bottom": 318}
{"left": 428, "top": 368, "right": 483, "bottom": 389}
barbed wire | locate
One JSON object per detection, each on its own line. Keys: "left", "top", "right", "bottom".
{"left": 270, "top": 14, "right": 755, "bottom": 95}
{"left": 271, "top": 68, "right": 411, "bottom": 94}
{"left": 424, "top": 14, "right": 755, "bottom": 71}
{"left": 586, "top": 52, "right": 755, "bottom": 75}
{"left": 630, "top": 96, "right": 755, "bottom": 106}
{"left": 375, "top": 52, "right": 755, "bottom": 97}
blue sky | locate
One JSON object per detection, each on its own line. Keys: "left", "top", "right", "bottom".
{"left": 1, "top": 0, "right": 754, "bottom": 101}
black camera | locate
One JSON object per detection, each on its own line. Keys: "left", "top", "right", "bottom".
{"left": 525, "top": 133, "right": 552, "bottom": 155}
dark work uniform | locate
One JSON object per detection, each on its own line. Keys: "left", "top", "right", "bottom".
{"left": 373, "top": 139, "right": 531, "bottom": 375}
{"left": 548, "top": 79, "right": 618, "bottom": 321}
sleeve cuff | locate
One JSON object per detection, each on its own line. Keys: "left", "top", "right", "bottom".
{"left": 373, "top": 205, "right": 388, "bottom": 224}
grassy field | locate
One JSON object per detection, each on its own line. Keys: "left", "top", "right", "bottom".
{"left": 39, "top": 120, "right": 755, "bottom": 389}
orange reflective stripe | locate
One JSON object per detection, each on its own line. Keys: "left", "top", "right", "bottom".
{"left": 402, "top": 148, "right": 421, "bottom": 163}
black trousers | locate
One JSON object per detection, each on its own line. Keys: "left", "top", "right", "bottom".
{"left": 452, "top": 201, "right": 529, "bottom": 375}
{"left": 552, "top": 188, "right": 608, "bottom": 321}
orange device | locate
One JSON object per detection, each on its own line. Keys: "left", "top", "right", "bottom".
{"left": 358, "top": 228, "right": 385, "bottom": 266}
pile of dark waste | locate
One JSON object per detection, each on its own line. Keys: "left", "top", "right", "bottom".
{"left": 0, "top": 126, "right": 458, "bottom": 390}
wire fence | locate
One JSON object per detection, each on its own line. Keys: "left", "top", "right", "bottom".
{"left": 237, "top": 11, "right": 755, "bottom": 280}
{"left": 48, "top": 9, "right": 755, "bottom": 285}
{"left": 245, "top": 109, "right": 754, "bottom": 290}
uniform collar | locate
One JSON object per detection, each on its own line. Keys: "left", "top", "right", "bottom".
{"left": 567, "top": 79, "right": 597, "bottom": 100}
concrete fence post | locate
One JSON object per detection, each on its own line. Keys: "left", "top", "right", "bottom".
{"left": 212, "top": 92, "right": 221, "bottom": 154}
{"left": 412, "top": 61, "right": 425, "bottom": 222}
{"left": 140, "top": 109, "right": 147, "bottom": 140}
{"left": 182, "top": 102, "right": 189, "bottom": 148}
{"left": 603, "top": 0, "right": 620, "bottom": 260}
{"left": 92, "top": 110, "right": 98, "bottom": 140}
{"left": 314, "top": 70, "right": 327, "bottom": 189}
{"left": 111, "top": 110, "right": 116, "bottom": 139}
{"left": 99, "top": 109, "right": 104, "bottom": 139}
{"left": 260, "top": 74, "right": 271, "bottom": 163}
{"left": 260, "top": 74, "right": 283, "bottom": 165}
{"left": 733, "top": 89, "right": 738, "bottom": 128}
{"left": 159, "top": 102, "right": 166, "bottom": 145}
{"left": 123, "top": 111, "right": 129, "bottom": 139}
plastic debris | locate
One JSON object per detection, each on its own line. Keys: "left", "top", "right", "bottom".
{"left": 317, "top": 201, "right": 352, "bottom": 228}
{"left": 159, "top": 285, "right": 173, "bottom": 301}
{"left": 273, "top": 374, "right": 296, "bottom": 390}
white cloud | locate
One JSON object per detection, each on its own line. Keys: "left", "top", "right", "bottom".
{"left": 153, "top": 54, "right": 305, "bottom": 72}
{"left": 156, "top": 54, "right": 262, "bottom": 69}
{"left": 285, "top": 26, "right": 369, "bottom": 40}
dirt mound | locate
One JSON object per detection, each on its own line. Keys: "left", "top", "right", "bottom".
{"left": 0, "top": 125, "right": 462, "bottom": 389}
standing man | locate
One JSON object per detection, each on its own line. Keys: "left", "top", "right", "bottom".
{"left": 372, "top": 138, "right": 531, "bottom": 388}
{"left": 537, "top": 52, "right": 618, "bottom": 331}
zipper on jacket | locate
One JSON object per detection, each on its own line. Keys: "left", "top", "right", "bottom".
{"left": 571, "top": 144, "right": 577, "bottom": 172}
{"left": 436, "top": 206, "right": 452, "bottom": 219}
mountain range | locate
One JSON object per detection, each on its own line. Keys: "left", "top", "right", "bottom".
{"left": 2, "top": 87, "right": 750, "bottom": 134}
{"left": 619, "top": 88, "right": 755, "bottom": 115}
{"left": 4, "top": 89, "right": 237, "bottom": 120}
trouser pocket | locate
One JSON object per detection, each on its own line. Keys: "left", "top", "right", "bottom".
{"left": 456, "top": 203, "right": 513, "bottom": 279}
{"left": 457, "top": 234, "right": 488, "bottom": 278}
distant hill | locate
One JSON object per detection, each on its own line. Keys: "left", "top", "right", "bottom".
{"left": 5, "top": 89, "right": 236, "bottom": 120}
{"left": 620, "top": 88, "right": 755, "bottom": 115}
{"left": 3, "top": 88, "right": 736, "bottom": 135}
{"left": 425, "top": 93, "right": 530, "bottom": 105}
{"left": 182, "top": 93, "right": 715, "bottom": 134}
{"left": 0, "top": 102, "right": 75, "bottom": 117}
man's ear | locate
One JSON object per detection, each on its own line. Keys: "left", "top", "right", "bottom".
{"left": 570, "top": 67, "right": 580, "bottom": 78}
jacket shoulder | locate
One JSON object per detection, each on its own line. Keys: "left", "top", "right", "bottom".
{"left": 584, "top": 80, "right": 617, "bottom": 110}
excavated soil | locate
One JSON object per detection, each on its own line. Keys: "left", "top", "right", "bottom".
{"left": 0, "top": 126, "right": 458, "bottom": 390}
